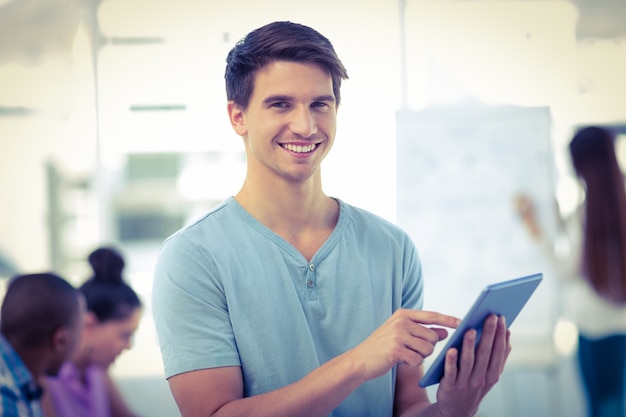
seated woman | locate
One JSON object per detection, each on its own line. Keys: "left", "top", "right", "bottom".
{"left": 41, "top": 246, "right": 143, "bottom": 417}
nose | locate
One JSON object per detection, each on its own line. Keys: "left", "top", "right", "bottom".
{"left": 289, "top": 106, "right": 318, "bottom": 138}
{"left": 121, "top": 336, "right": 133, "bottom": 352}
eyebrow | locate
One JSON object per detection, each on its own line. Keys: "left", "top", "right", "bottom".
{"left": 262, "top": 94, "right": 336, "bottom": 105}
{"left": 314, "top": 95, "right": 336, "bottom": 103}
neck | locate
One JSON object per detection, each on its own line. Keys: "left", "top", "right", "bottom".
{"left": 69, "top": 340, "right": 92, "bottom": 373}
{"left": 237, "top": 170, "right": 332, "bottom": 226}
{"left": 235, "top": 173, "right": 339, "bottom": 260}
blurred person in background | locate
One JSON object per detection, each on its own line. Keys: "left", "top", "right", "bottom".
{"left": 1, "top": 273, "right": 84, "bottom": 417}
{"left": 41, "top": 247, "right": 143, "bottom": 417}
{"left": 516, "top": 126, "right": 626, "bottom": 417}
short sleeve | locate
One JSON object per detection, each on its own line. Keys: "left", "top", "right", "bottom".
{"left": 152, "top": 233, "right": 241, "bottom": 379}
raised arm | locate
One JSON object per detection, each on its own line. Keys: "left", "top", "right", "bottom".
{"left": 514, "top": 192, "right": 583, "bottom": 279}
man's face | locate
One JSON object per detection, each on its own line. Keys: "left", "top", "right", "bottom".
{"left": 229, "top": 60, "right": 338, "bottom": 184}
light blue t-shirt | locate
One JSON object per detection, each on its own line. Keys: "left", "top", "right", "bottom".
{"left": 152, "top": 197, "right": 424, "bottom": 417}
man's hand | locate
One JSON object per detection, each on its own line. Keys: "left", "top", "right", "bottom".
{"left": 348, "top": 309, "right": 461, "bottom": 384}
{"left": 434, "top": 314, "right": 511, "bottom": 417}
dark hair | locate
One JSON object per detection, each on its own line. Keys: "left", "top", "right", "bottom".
{"left": 569, "top": 126, "right": 626, "bottom": 304}
{"left": 80, "top": 247, "right": 141, "bottom": 322}
{"left": 225, "top": 21, "right": 349, "bottom": 110}
{"left": 1, "top": 273, "right": 81, "bottom": 347}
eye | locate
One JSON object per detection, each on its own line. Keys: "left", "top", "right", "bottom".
{"left": 311, "top": 101, "right": 329, "bottom": 109}
{"left": 270, "top": 101, "right": 290, "bottom": 109}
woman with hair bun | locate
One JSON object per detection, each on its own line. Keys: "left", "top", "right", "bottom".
{"left": 41, "top": 246, "right": 143, "bottom": 417}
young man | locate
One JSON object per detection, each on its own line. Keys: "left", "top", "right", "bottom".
{"left": 0, "top": 273, "right": 84, "bottom": 417}
{"left": 153, "top": 21, "right": 511, "bottom": 417}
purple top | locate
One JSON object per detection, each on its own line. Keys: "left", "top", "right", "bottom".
{"left": 45, "top": 362, "right": 110, "bottom": 417}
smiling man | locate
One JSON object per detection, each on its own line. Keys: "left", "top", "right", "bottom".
{"left": 152, "top": 21, "right": 511, "bottom": 417}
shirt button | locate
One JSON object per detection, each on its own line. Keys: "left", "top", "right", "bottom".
{"left": 306, "top": 279, "right": 314, "bottom": 288}
{"left": 309, "top": 263, "right": 315, "bottom": 271}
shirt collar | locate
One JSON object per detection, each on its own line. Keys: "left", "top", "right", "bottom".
{"left": 20, "top": 383, "right": 43, "bottom": 402}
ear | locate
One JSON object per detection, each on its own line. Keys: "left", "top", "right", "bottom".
{"left": 227, "top": 101, "right": 247, "bottom": 137}
{"left": 51, "top": 326, "right": 71, "bottom": 354}
{"left": 82, "top": 311, "right": 98, "bottom": 331}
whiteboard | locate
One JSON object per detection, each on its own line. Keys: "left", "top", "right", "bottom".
{"left": 396, "top": 105, "right": 558, "bottom": 338}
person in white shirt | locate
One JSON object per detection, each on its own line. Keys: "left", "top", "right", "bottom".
{"left": 516, "top": 126, "right": 626, "bottom": 417}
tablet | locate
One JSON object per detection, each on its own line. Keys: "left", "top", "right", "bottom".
{"left": 418, "top": 273, "right": 543, "bottom": 388}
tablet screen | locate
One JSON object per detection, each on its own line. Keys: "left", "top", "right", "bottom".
{"left": 418, "top": 273, "right": 543, "bottom": 388}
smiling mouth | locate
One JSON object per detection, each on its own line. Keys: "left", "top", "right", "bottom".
{"left": 281, "top": 143, "right": 318, "bottom": 153}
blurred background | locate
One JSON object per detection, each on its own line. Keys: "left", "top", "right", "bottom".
{"left": 1, "top": 0, "right": 625, "bottom": 416}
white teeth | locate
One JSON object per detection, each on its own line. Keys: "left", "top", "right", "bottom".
{"left": 282, "top": 143, "right": 317, "bottom": 153}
